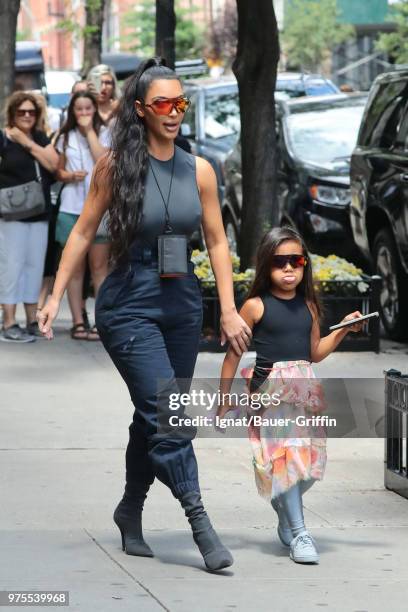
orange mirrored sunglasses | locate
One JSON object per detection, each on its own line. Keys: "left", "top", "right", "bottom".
{"left": 143, "top": 95, "right": 190, "bottom": 116}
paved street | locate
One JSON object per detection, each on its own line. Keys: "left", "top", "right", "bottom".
{"left": 1, "top": 300, "right": 408, "bottom": 611}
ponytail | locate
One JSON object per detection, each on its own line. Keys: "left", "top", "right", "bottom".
{"left": 107, "top": 57, "right": 180, "bottom": 264}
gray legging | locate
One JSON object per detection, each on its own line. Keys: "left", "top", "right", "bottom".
{"left": 276, "top": 478, "right": 316, "bottom": 537}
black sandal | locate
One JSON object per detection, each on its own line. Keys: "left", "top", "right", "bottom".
{"left": 70, "top": 323, "right": 89, "bottom": 340}
{"left": 86, "top": 325, "right": 100, "bottom": 341}
{"left": 82, "top": 309, "right": 90, "bottom": 330}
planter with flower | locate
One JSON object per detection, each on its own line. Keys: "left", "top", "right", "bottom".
{"left": 192, "top": 250, "right": 381, "bottom": 352}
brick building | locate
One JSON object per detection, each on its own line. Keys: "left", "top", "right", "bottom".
{"left": 17, "top": 0, "right": 226, "bottom": 70}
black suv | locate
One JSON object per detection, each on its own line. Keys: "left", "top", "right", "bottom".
{"left": 350, "top": 70, "right": 408, "bottom": 340}
{"left": 223, "top": 93, "right": 367, "bottom": 258}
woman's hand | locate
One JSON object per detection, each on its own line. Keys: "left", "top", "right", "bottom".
{"left": 214, "top": 400, "right": 238, "bottom": 434}
{"left": 216, "top": 399, "right": 236, "bottom": 421}
{"left": 341, "top": 310, "right": 364, "bottom": 333}
{"left": 6, "top": 126, "right": 31, "bottom": 148}
{"left": 71, "top": 170, "right": 88, "bottom": 182}
{"left": 87, "top": 81, "right": 98, "bottom": 97}
{"left": 77, "top": 115, "right": 93, "bottom": 134}
{"left": 37, "top": 297, "right": 61, "bottom": 340}
{"left": 220, "top": 310, "right": 252, "bottom": 355}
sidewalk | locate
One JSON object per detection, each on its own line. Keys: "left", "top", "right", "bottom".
{"left": 1, "top": 300, "right": 408, "bottom": 611}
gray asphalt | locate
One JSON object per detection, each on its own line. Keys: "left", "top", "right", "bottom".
{"left": 1, "top": 298, "right": 408, "bottom": 611}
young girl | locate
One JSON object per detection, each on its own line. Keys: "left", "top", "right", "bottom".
{"left": 55, "top": 91, "right": 111, "bottom": 340}
{"left": 216, "top": 226, "right": 364, "bottom": 565}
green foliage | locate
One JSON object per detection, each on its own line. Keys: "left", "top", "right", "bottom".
{"left": 56, "top": 0, "right": 104, "bottom": 40}
{"left": 123, "top": 0, "right": 155, "bottom": 56}
{"left": 122, "top": 0, "right": 205, "bottom": 59}
{"left": 16, "top": 29, "right": 31, "bottom": 41}
{"left": 282, "top": 0, "right": 355, "bottom": 72}
{"left": 376, "top": 1, "right": 408, "bottom": 64}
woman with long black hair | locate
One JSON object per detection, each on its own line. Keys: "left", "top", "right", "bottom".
{"left": 37, "top": 57, "right": 251, "bottom": 571}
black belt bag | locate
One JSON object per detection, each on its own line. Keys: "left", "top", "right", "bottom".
{"left": 158, "top": 234, "right": 188, "bottom": 277}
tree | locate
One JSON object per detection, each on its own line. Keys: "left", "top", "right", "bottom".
{"left": 56, "top": 0, "right": 105, "bottom": 76}
{"left": 0, "top": 0, "right": 20, "bottom": 126}
{"left": 376, "top": 1, "right": 408, "bottom": 65}
{"left": 122, "top": 0, "right": 204, "bottom": 63}
{"left": 82, "top": 0, "right": 106, "bottom": 75}
{"left": 282, "top": 0, "right": 354, "bottom": 72}
{"left": 208, "top": 0, "right": 237, "bottom": 68}
{"left": 233, "top": 0, "right": 280, "bottom": 270}
{"left": 156, "top": 0, "right": 176, "bottom": 68}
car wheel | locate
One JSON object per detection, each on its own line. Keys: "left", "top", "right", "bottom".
{"left": 224, "top": 213, "right": 239, "bottom": 253}
{"left": 373, "top": 228, "right": 408, "bottom": 340}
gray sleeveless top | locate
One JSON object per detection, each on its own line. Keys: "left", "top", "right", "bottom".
{"left": 132, "top": 145, "right": 202, "bottom": 249}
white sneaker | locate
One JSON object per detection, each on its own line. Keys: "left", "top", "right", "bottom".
{"left": 289, "top": 531, "right": 319, "bottom": 564}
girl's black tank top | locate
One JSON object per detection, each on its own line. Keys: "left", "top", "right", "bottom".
{"left": 253, "top": 292, "right": 313, "bottom": 368}
{"left": 250, "top": 292, "right": 313, "bottom": 392}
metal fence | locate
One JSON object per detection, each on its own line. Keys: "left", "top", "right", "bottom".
{"left": 384, "top": 369, "right": 408, "bottom": 500}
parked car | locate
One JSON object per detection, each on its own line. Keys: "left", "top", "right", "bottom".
{"left": 101, "top": 52, "right": 208, "bottom": 82}
{"left": 182, "top": 72, "right": 340, "bottom": 203}
{"left": 222, "top": 93, "right": 368, "bottom": 257}
{"left": 182, "top": 76, "right": 240, "bottom": 201}
{"left": 14, "top": 41, "right": 46, "bottom": 93}
{"left": 275, "top": 72, "right": 340, "bottom": 98}
{"left": 350, "top": 69, "right": 408, "bottom": 340}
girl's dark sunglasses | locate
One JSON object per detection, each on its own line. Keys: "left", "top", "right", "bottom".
{"left": 16, "top": 109, "right": 37, "bottom": 117}
{"left": 143, "top": 95, "right": 190, "bottom": 116}
{"left": 271, "top": 254, "right": 307, "bottom": 269}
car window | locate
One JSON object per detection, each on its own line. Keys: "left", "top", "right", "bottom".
{"left": 276, "top": 78, "right": 338, "bottom": 98}
{"left": 359, "top": 80, "right": 408, "bottom": 149}
{"left": 285, "top": 102, "right": 366, "bottom": 166}
{"left": 304, "top": 79, "right": 338, "bottom": 96}
{"left": 204, "top": 89, "right": 240, "bottom": 142}
{"left": 276, "top": 79, "right": 306, "bottom": 98}
{"left": 394, "top": 104, "right": 408, "bottom": 151}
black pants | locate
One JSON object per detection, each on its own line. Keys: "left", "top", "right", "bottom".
{"left": 95, "top": 255, "right": 203, "bottom": 499}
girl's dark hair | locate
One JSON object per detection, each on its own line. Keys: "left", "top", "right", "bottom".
{"left": 58, "top": 91, "right": 102, "bottom": 150}
{"left": 107, "top": 57, "right": 180, "bottom": 264}
{"left": 247, "top": 226, "right": 323, "bottom": 320}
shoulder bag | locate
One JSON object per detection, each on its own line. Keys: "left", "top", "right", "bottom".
{"left": 0, "top": 131, "right": 46, "bottom": 221}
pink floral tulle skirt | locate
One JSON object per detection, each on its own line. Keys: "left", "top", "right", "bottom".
{"left": 240, "top": 360, "right": 327, "bottom": 501}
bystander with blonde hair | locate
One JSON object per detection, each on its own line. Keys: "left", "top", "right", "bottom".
{"left": 87, "top": 64, "right": 120, "bottom": 125}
